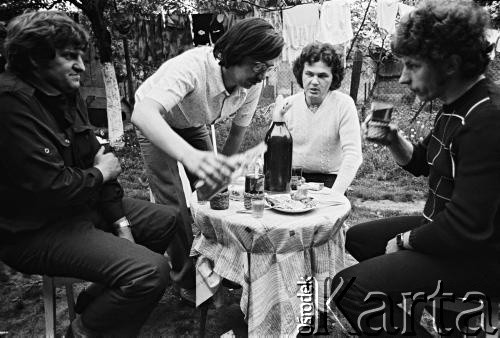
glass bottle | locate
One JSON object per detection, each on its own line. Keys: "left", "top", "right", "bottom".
{"left": 264, "top": 96, "right": 293, "bottom": 193}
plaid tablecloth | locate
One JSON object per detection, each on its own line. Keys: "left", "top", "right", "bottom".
{"left": 190, "top": 189, "right": 351, "bottom": 336}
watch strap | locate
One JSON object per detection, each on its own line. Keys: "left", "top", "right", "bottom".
{"left": 396, "top": 232, "right": 405, "bottom": 249}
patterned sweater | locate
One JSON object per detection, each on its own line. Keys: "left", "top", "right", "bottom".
{"left": 403, "top": 79, "right": 500, "bottom": 257}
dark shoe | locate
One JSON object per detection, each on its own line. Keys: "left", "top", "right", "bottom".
{"left": 169, "top": 259, "right": 195, "bottom": 290}
{"left": 173, "top": 284, "right": 195, "bottom": 307}
{"left": 70, "top": 316, "right": 100, "bottom": 338}
{"left": 75, "top": 290, "right": 94, "bottom": 314}
{"left": 75, "top": 283, "right": 105, "bottom": 314}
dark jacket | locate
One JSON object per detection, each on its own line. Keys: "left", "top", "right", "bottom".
{"left": 403, "top": 78, "right": 500, "bottom": 257}
{"left": 0, "top": 71, "right": 124, "bottom": 235}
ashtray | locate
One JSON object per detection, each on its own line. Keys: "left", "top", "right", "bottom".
{"left": 210, "top": 190, "right": 230, "bottom": 210}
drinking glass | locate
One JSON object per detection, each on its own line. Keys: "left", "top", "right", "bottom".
{"left": 291, "top": 167, "right": 303, "bottom": 190}
{"left": 251, "top": 195, "right": 265, "bottom": 218}
{"left": 366, "top": 101, "right": 394, "bottom": 142}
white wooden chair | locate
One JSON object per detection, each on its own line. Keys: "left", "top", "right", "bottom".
{"left": 42, "top": 276, "right": 82, "bottom": 338}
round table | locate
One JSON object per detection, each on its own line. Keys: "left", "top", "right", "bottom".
{"left": 190, "top": 188, "right": 351, "bottom": 336}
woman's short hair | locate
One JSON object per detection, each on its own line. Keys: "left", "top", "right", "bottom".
{"left": 292, "top": 42, "right": 344, "bottom": 91}
{"left": 213, "top": 18, "right": 284, "bottom": 67}
{"left": 391, "top": 0, "right": 491, "bottom": 79}
{"left": 5, "top": 11, "right": 88, "bottom": 75}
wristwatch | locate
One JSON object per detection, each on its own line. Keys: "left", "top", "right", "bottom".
{"left": 396, "top": 233, "right": 405, "bottom": 249}
{"left": 113, "top": 217, "right": 131, "bottom": 230}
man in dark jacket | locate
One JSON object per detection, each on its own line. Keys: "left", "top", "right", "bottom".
{"left": 0, "top": 11, "right": 197, "bottom": 337}
{"left": 332, "top": 0, "right": 500, "bottom": 336}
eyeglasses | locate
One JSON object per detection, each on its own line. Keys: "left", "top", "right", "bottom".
{"left": 252, "top": 61, "right": 277, "bottom": 75}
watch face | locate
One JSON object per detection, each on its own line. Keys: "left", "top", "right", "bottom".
{"left": 115, "top": 218, "right": 130, "bottom": 228}
{"left": 396, "top": 233, "right": 404, "bottom": 248}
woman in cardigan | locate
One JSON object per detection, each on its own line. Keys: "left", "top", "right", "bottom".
{"left": 284, "top": 42, "right": 362, "bottom": 194}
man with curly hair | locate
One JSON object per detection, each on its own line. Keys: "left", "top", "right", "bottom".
{"left": 332, "top": 0, "right": 500, "bottom": 335}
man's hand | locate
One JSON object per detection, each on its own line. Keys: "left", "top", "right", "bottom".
{"left": 93, "top": 146, "right": 122, "bottom": 182}
{"left": 361, "top": 114, "right": 399, "bottom": 146}
{"left": 385, "top": 236, "right": 402, "bottom": 254}
{"left": 182, "top": 149, "right": 236, "bottom": 189}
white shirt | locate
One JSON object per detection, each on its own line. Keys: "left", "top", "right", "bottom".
{"left": 282, "top": 3, "right": 320, "bottom": 64}
{"left": 134, "top": 46, "right": 261, "bottom": 129}
{"left": 317, "top": 0, "right": 354, "bottom": 45}
{"left": 284, "top": 90, "right": 362, "bottom": 194}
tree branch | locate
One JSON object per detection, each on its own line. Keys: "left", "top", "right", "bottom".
{"left": 347, "top": 0, "right": 372, "bottom": 60}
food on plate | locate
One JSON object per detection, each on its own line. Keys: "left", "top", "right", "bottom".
{"left": 266, "top": 194, "right": 318, "bottom": 211}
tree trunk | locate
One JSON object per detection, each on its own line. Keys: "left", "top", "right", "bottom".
{"left": 123, "top": 38, "right": 134, "bottom": 106}
{"left": 102, "top": 62, "right": 124, "bottom": 147}
{"left": 79, "top": 0, "right": 124, "bottom": 148}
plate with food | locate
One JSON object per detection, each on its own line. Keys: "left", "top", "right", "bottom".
{"left": 265, "top": 194, "right": 319, "bottom": 214}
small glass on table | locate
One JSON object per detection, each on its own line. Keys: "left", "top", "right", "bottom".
{"left": 251, "top": 194, "right": 265, "bottom": 218}
{"left": 244, "top": 173, "right": 264, "bottom": 210}
{"left": 290, "top": 167, "right": 304, "bottom": 190}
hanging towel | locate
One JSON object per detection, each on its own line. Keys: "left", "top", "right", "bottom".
{"left": 164, "top": 13, "right": 193, "bottom": 59}
{"left": 317, "top": 0, "right": 354, "bottom": 45}
{"left": 376, "top": 0, "right": 399, "bottom": 35}
{"left": 210, "top": 13, "right": 226, "bottom": 43}
{"left": 398, "top": 3, "right": 415, "bottom": 18}
{"left": 282, "top": 3, "right": 320, "bottom": 63}
{"left": 191, "top": 13, "right": 213, "bottom": 46}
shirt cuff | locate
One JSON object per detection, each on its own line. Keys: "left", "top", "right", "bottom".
{"left": 88, "top": 166, "right": 104, "bottom": 185}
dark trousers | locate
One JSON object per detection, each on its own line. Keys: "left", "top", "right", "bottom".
{"left": 302, "top": 173, "right": 337, "bottom": 189}
{"left": 138, "top": 125, "right": 212, "bottom": 244}
{"left": 333, "top": 216, "right": 500, "bottom": 336}
{"left": 0, "top": 198, "right": 180, "bottom": 337}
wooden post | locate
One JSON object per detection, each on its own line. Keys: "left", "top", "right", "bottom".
{"left": 349, "top": 49, "right": 363, "bottom": 103}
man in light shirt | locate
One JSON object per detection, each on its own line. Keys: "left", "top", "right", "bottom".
{"left": 132, "top": 18, "right": 284, "bottom": 240}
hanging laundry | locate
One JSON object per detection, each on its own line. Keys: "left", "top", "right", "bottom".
{"left": 398, "top": 2, "right": 415, "bottom": 18}
{"left": 317, "top": 0, "right": 354, "bottom": 45}
{"left": 282, "top": 3, "right": 320, "bottom": 63}
{"left": 135, "top": 16, "right": 148, "bottom": 61}
{"left": 165, "top": 13, "right": 193, "bottom": 59}
{"left": 210, "top": 13, "right": 226, "bottom": 43}
{"left": 376, "top": 0, "right": 399, "bottom": 35}
{"left": 191, "top": 13, "right": 213, "bottom": 46}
